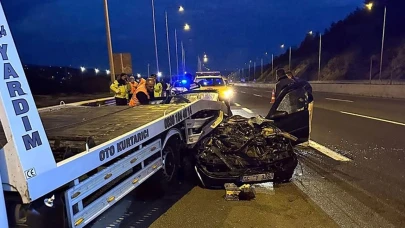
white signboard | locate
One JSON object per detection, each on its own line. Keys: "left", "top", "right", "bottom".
{"left": 0, "top": 2, "right": 56, "bottom": 183}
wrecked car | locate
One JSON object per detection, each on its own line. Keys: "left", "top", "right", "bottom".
{"left": 194, "top": 81, "right": 311, "bottom": 188}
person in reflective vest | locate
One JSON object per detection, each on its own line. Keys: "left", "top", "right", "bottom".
{"left": 154, "top": 77, "right": 163, "bottom": 97}
{"left": 129, "top": 78, "right": 155, "bottom": 107}
{"left": 110, "top": 73, "right": 130, "bottom": 106}
{"left": 128, "top": 76, "right": 138, "bottom": 100}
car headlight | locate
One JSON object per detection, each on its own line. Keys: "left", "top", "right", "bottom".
{"left": 223, "top": 89, "right": 234, "bottom": 99}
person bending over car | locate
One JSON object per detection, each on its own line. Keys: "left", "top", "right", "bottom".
{"left": 129, "top": 78, "right": 155, "bottom": 107}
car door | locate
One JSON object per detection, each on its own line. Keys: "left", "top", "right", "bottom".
{"left": 265, "top": 81, "right": 310, "bottom": 145}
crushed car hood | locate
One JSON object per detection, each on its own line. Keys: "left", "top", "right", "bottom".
{"left": 195, "top": 115, "right": 298, "bottom": 186}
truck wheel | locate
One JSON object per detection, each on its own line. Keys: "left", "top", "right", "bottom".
{"left": 162, "top": 142, "right": 179, "bottom": 183}
{"left": 6, "top": 203, "right": 27, "bottom": 226}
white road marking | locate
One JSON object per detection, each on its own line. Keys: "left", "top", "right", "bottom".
{"left": 234, "top": 103, "right": 241, "bottom": 107}
{"left": 309, "top": 141, "right": 351, "bottom": 162}
{"left": 242, "top": 108, "right": 254, "bottom": 114}
{"left": 253, "top": 94, "right": 262, "bottom": 97}
{"left": 240, "top": 91, "right": 246, "bottom": 94}
{"left": 340, "top": 111, "right": 405, "bottom": 126}
{"left": 325, "top": 98, "right": 354, "bottom": 103}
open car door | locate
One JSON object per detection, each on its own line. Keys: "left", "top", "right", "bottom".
{"left": 265, "top": 81, "right": 310, "bottom": 146}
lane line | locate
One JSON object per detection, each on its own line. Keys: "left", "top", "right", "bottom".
{"left": 253, "top": 94, "right": 262, "bottom": 97}
{"left": 242, "top": 108, "right": 254, "bottom": 114}
{"left": 234, "top": 103, "right": 241, "bottom": 107}
{"left": 240, "top": 91, "right": 246, "bottom": 94}
{"left": 309, "top": 141, "right": 352, "bottom": 162}
{"left": 325, "top": 98, "right": 354, "bottom": 103}
{"left": 340, "top": 111, "right": 405, "bottom": 126}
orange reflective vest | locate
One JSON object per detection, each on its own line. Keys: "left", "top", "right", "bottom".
{"left": 129, "top": 79, "right": 150, "bottom": 107}
{"left": 129, "top": 81, "right": 138, "bottom": 94}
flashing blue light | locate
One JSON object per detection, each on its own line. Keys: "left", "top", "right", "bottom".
{"left": 181, "top": 79, "right": 187, "bottom": 84}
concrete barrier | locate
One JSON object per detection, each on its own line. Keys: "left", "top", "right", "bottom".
{"left": 234, "top": 82, "right": 405, "bottom": 99}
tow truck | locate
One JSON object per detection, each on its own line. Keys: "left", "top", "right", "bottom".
{"left": 0, "top": 4, "right": 227, "bottom": 227}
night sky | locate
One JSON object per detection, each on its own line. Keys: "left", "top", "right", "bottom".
{"left": 3, "top": 0, "right": 362, "bottom": 75}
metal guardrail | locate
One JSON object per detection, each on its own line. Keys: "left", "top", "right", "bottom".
{"left": 238, "top": 79, "right": 405, "bottom": 85}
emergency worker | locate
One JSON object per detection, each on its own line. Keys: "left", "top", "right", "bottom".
{"left": 110, "top": 73, "right": 130, "bottom": 106}
{"left": 128, "top": 76, "right": 138, "bottom": 100}
{"left": 129, "top": 78, "right": 156, "bottom": 107}
{"left": 154, "top": 77, "right": 163, "bottom": 97}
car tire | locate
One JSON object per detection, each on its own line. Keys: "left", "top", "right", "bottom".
{"left": 274, "top": 155, "right": 298, "bottom": 183}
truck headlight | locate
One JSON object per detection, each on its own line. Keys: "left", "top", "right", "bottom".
{"left": 223, "top": 89, "right": 234, "bottom": 99}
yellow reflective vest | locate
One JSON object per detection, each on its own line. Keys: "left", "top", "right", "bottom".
{"left": 110, "top": 80, "right": 130, "bottom": 99}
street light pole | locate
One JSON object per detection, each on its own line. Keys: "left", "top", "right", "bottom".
{"left": 261, "top": 58, "right": 263, "bottom": 76}
{"left": 318, "top": 34, "right": 322, "bottom": 81}
{"left": 289, "top": 46, "right": 292, "bottom": 70}
{"left": 379, "top": 6, "right": 387, "bottom": 81}
{"left": 181, "top": 41, "right": 185, "bottom": 73}
{"left": 369, "top": 56, "right": 373, "bottom": 83}
{"left": 151, "top": 0, "right": 159, "bottom": 73}
{"left": 103, "top": 0, "right": 115, "bottom": 83}
{"left": 174, "top": 29, "right": 179, "bottom": 76}
{"left": 253, "top": 61, "right": 256, "bottom": 81}
{"left": 271, "top": 54, "right": 274, "bottom": 80}
{"left": 147, "top": 63, "right": 150, "bottom": 76}
{"left": 165, "top": 11, "right": 172, "bottom": 83}
{"left": 248, "top": 63, "right": 251, "bottom": 81}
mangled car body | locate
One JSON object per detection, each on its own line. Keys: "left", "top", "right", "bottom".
{"left": 194, "top": 81, "right": 311, "bottom": 188}
{"left": 168, "top": 81, "right": 311, "bottom": 188}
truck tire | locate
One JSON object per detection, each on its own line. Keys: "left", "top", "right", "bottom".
{"left": 161, "top": 139, "right": 181, "bottom": 184}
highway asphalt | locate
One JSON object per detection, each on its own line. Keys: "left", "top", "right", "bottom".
{"left": 88, "top": 88, "right": 405, "bottom": 228}
{"left": 231, "top": 86, "right": 405, "bottom": 227}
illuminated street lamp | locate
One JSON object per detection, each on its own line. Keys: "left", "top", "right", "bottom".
{"left": 365, "top": 2, "right": 386, "bottom": 80}
{"left": 137, "top": 73, "right": 141, "bottom": 78}
{"left": 204, "top": 56, "right": 208, "bottom": 63}
{"left": 106, "top": 69, "right": 110, "bottom": 74}
{"left": 80, "top": 66, "right": 86, "bottom": 72}
{"left": 157, "top": 72, "right": 162, "bottom": 77}
{"left": 184, "top": 23, "right": 190, "bottom": 31}
{"left": 309, "top": 30, "right": 313, "bottom": 35}
{"left": 280, "top": 44, "right": 285, "bottom": 49}
{"left": 179, "top": 6, "right": 185, "bottom": 12}
{"left": 365, "top": 2, "right": 373, "bottom": 11}
{"left": 95, "top": 68, "right": 100, "bottom": 74}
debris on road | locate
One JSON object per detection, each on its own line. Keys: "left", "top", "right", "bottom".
{"left": 224, "top": 183, "right": 256, "bottom": 201}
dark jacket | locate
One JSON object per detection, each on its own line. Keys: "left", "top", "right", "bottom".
{"left": 275, "top": 75, "right": 295, "bottom": 98}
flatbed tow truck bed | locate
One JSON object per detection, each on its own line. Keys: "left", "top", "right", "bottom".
{"left": 1, "top": 104, "right": 187, "bottom": 162}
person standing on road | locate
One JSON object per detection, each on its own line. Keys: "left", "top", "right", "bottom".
{"left": 110, "top": 73, "right": 130, "bottom": 106}
{"left": 275, "top": 68, "right": 295, "bottom": 98}
{"left": 286, "top": 71, "right": 314, "bottom": 147}
{"left": 129, "top": 78, "right": 156, "bottom": 107}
